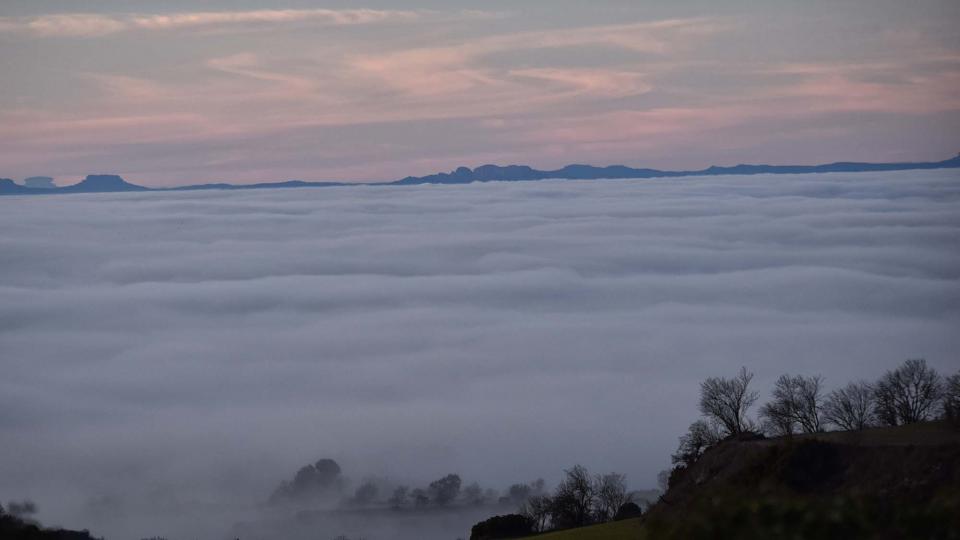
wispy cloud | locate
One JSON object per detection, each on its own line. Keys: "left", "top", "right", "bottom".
{"left": 1, "top": 8, "right": 425, "bottom": 37}
{"left": 346, "top": 18, "right": 721, "bottom": 98}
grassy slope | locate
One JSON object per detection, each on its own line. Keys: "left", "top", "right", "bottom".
{"left": 532, "top": 518, "right": 644, "bottom": 539}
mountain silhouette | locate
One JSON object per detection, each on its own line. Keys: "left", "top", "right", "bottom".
{"left": 0, "top": 178, "right": 32, "bottom": 194}
{"left": 61, "top": 174, "right": 148, "bottom": 193}
{"left": 390, "top": 153, "right": 960, "bottom": 185}
{"left": 2, "top": 154, "right": 959, "bottom": 196}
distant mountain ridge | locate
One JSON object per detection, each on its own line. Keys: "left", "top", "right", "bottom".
{"left": 3, "top": 153, "right": 959, "bottom": 196}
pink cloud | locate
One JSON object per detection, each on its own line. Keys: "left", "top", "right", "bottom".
{"left": 2, "top": 8, "right": 425, "bottom": 38}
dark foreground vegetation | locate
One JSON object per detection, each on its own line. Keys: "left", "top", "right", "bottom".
{"left": 471, "top": 358, "right": 960, "bottom": 539}
{"left": 0, "top": 502, "right": 100, "bottom": 540}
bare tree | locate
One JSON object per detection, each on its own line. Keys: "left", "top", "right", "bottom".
{"left": 698, "top": 367, "right": 758, "bottom": 435}
{"left": 823, "top": 381, "right": 875, "bottom": 431}
{"left": 759, "top": 374, "right": 824, "bottom": 435}
{"left": 551, "top": 465, "right": 595, "bottom": 528}
{"left": 671, "top": 419, "right": 721, "bottom": 467}
{"left": 594, "top": 473, "right": 630, "bottom": 522}
{"left": 759, "top": 397, "right": 795, "bottom": 437}
{"left": 520, "top": 494, "right": 552, "bottom": 532}
{"left": 874, "top": 359, "right": 943, "bottom": 425}
{"left": 942, "top": 371, "right": 960, "bottom": 424}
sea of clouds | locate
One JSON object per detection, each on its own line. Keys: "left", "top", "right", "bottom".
{"left": 1, "top": 170, "right": 959, "bottom": 539}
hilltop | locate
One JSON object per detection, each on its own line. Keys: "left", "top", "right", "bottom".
{"left": 530, "top": 422, "right": 960, "bottom": 540}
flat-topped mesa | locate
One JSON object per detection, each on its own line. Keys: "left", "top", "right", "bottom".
{"left": 0, "top": 178, "right": 31, "bottom": 194}
{"left": 65, "top": 174, "right": 147, "bottom": 192}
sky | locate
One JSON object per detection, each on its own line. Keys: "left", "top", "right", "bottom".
{"left": 1, "top": 169, "right": 959, "bottom": 539}
{"left": 1, "top": 0, "right": 959, "bottom": 186}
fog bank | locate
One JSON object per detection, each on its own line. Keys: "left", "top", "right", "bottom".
{"left": 1, "top": 170, "right": 959, "bottom": 539}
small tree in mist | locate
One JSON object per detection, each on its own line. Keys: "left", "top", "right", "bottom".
{"left": 671, "top": 420, "right": 721, "bottom": 468}
{"left": 699, "top": 367, "right": 758, "bottom": 435}
{"left": 428, "top": 474, "right": 462, "bottom": 506}
{"left": 823, "top": 381, "right": 876, "bottom": 431}
{"left": 594, "top": 473, "right": 630, "bottom": 522}
{"left": 270, "top": 458, "right": 343, "bottom": 503}
{"left": 874, "top": 359, "right": 943, "bottom": 425}
{"left": 759, "top": 374, "right": 825, "bottom": 435}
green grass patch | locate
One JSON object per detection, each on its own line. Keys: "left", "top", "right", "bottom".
{"left": 533, "top": 519, "right": 645, "bottom": 539}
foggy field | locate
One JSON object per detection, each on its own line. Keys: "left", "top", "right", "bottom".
{"left": 2, "top": 170, "right": 959, "bottom": 539}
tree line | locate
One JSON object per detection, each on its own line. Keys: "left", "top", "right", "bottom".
{"left": 470, "top": 464, "right": 642, "bottom": 539}
{"left": 671, "top": 359, "right": 960, "bottom": 472}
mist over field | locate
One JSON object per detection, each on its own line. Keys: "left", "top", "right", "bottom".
{"left": 2, "top": 170, "right": 959, "bottom": 539}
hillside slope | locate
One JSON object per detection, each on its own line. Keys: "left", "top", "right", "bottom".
{"left": 644, "top": 421, "right": 960, "bottom": 539}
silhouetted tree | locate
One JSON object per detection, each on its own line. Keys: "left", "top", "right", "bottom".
{"left": 759, "top": 374, "right": 824, "bottom": 435}
{"left": 823, "top": 381, "right": 875, "bottom": 431}
{"left": 671, "top": 420, "right": 720, "bottom": 467}
{"left": 549, "top": 465, "right": 595, "bottom": 528}
{"left": 699, "top": 367, "right": 758, "bottom": 435}
{"left": 942, "top": 371, "right": 960, "bottom": 425}
{"left": 595, "top": 473, "right": 630, "bottom": 522}
{"left": 428, "top": 474, "right": 462, "bottom": 506}
{"left": 874, "top": 359, "right": 943, "bottom": 425}
{"left": 270, "top": 458, "right": 342, "bottom": 503}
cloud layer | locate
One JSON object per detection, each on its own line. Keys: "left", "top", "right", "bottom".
{"left": 1, "top": 170, "right": 959, "bottom": 538}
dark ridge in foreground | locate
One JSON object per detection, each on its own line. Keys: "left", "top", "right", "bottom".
{"left": 642, "top": 421, "right": 960, "bottom": 540}
{"left": 3, "top": 153, "right": 959, "bottom": 196}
